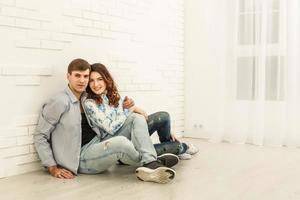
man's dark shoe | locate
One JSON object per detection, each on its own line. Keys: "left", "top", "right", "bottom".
{"left": 135, "top": 161, "right": 176, "bottom": 184}
{"left": 157, "top": 153, "right": 179, "bottom": 168}
{"left": 117, "top": 160, "right": 128, "bottom": 165}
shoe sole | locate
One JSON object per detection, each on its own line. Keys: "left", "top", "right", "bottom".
{"left": 186, "top": 144, "right": 199, "bottom": 155}
{"left": 158, "top": 153, "right": 179, "bottom": 160}
{"left": 178, "top": 153, "right": 192, "bottom": 160}
{"left": 158, "top": 153, "right": 179, "bottom": 167}
{"left": 186, "top": 149, "right": 199, "bottom": 155}
{"left": 135, "top": 167, "right": 176, "bottom": 184}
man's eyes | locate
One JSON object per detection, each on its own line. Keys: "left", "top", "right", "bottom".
{"left": 75, "top": 74, "right": 89, "bottom": 78}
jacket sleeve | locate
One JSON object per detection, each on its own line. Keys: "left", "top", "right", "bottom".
{"left": 33, "top": 97, "right": 68, "bottom": 167}
{"left": 120, "top": 97, "right": 132, "bottom": 117}
{"left": 83, "top": 99, "right": 127, "bottom": 135}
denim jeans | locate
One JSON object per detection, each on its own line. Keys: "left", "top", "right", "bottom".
{"left": 147, "top": 112, "right": 185, "bottom": 156}
{"left": 110, "top": 113, "right": 157, "bottom": 164}
{"left": 79, "top": 113, "right": 157, "bottom": 174}
{"left": 79, "top": 136, "right": 141, "bottom": 174}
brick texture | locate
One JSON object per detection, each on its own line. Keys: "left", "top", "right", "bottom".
{"left": 0, "top": 0, "right": 184, "bottom": 178}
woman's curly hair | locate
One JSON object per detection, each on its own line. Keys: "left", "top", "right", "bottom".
{"left": 86, "top": 63, "right": 120, "bottom": 107}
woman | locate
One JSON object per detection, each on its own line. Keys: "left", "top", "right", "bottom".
{"left": 84, "top": 63, "right": 198, "bottom": 160}
{"left": 80, "top": 63, "right": 179, "bottom": 184}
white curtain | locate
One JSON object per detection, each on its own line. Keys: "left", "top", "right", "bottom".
{"left": 210, "top": 0, "right": 300, "bottom": 147}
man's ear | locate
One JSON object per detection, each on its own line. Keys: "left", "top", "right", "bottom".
{"left": 67, "top": 73, "right": 70, "bottom": 80}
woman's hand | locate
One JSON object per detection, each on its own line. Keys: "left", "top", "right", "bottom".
{"left": 133, "top": 106, "right": 148, "bottom": 120}
{"left": 131, "top": 106, "right": 148, "bottom": 120}
{"left": 139, "top": 109, "right": 148, "bottom": 121}
{"left": 123, "top": 96, "right": 135, "bottom": 109}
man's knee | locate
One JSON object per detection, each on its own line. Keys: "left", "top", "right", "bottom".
{"left": 152, "top": 111, "right": 170, "bottom": 123}
{"left": 158, "top": 111, "right": 170, "bottom": 121}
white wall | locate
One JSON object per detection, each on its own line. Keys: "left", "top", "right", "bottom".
{"left": 0, "top": 0, "right": 184, "bottom": 178}
{"left": 184, "top": 0, "right": 232, "bottom": 138}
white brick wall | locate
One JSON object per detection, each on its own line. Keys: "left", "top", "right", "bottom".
{"left": 0, "top": 0, "right": 185, "bottom": 178}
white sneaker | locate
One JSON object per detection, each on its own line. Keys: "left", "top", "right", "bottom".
{"left": 186, "top": 143, "right": 199, "bottom": 155}
{"left": 178, "top": 153, "right": 192, "bottom": 160}
{"left": 135, "top": 161, "right": 176, "bottom": 184}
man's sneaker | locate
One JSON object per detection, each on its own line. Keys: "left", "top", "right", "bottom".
{"left": 178, "top": 153, "right": 192, "bottom": 160}
{"left": 117, "top": 160, "right": 128, "bottom": 165}
{"left": 157, "top": 153, "right": 179, "bottom": 167}
{"left": 135, "top": 161, "right": 176, "bottom": 184}
{"left": 186, "top": 143, "right": 199, "bottom": 155}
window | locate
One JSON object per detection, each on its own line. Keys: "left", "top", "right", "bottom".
{"left": 236, "top": 0, "right": 283, "bottom": 101}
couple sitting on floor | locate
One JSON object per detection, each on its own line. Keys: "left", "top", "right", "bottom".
{"left": 34, "top": 58, "right": 198, "bottom": 183}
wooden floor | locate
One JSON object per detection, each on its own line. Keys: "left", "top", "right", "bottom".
{"left": 1, "top": 138, "right": 300, "bottom": 200}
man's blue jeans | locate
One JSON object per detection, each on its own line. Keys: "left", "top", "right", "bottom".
{"left": 147, "top": 112, "right": 183, "bottom": 156}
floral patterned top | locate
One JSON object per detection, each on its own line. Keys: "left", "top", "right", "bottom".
{"left": 82, "top": 94, "right": 131, "bottom": 135}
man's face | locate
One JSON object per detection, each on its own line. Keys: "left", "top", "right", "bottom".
{"left": 67, "top": 69, "right": 90, "bottom": 94}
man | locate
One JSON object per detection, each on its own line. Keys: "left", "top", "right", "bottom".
{"left": 34, "top": 58, "right": 178, "bottom": 183}
{"left": 146, "top": 112, "right": 199, "bottom": 159}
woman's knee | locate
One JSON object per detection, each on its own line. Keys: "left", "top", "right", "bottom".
{"left": 105, "top": 136, "right": 134, "bottom": 152}
{"left": 131, "top": 113, "right": 147, "bottom": 124}
{"left": 105, "top": 136, "right": 130, "bottom": 146}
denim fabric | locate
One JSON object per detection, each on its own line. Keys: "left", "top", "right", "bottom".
{"left": 104, "top": 113, "right": 157, "bottom": 164}
{"left": 153, "top": 141, "right": 181, "bottom": 156}
{"left": 147, "top": 112, "right": 171, "bottom": 142}
{"left": 147, "top": 111, "right": 187, "bottom": 155}
{"left": 79, "top": 136, "right": 141, "bottom": 174}
{"left": 82, "top": 95, "right": 131, "bottom": 136}
{"left": 34, "top": 87, "right": 101, "bottom": 174}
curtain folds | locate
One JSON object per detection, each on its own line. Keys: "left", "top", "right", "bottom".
{"left": 211, "top": 0, "right": 300, "bottom": 147}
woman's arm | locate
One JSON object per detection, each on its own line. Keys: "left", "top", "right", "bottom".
{"left": 83, "top": 99, "right": 127, "bottom": 135}
{"left": 129, "top": 106, "right": 148, "bottom": 120}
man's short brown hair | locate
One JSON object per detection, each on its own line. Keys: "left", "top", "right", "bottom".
{"left": 68, "top": 58, "right": 90, "bottom": 74}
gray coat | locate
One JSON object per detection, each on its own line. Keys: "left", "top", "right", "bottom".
{"left": 34, "top": 86, "right": 101, "bottom": 174}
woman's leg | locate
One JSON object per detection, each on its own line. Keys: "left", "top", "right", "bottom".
{"left": 113, "top": 113, "right": 157, "bottom": 165}
{"left": 103, "top": 114, "right": 179, "bottom": 183}
{"left": 79, "top": 136, "right": 141, "bottom": 174}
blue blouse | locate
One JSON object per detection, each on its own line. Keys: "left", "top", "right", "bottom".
{"left": 82, "top": 94, "right": 131, "bottom": 135}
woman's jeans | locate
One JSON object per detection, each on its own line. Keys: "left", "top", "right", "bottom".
{"left": 147, "top": 112, "right": 183, "bottom": 156}
{"left": 79, "top": 113, "right": 157, "bottom": 174}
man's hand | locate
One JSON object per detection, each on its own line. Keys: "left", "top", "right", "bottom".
{"left": 123, "top": 96, "right": 135, "bottom": 109}
{"left": 48, "top": 165, "right": 75, "bottom": 179}
{"left": 170, "top": 133, "right": 180, "bottom": 142}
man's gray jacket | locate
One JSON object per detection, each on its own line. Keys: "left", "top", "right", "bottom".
{"left": 34, "top": 86, "right": 101, "bottom": 174}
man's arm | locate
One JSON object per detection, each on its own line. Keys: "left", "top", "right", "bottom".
{"left": 34, "top": 98, "right": 74, "bottom": 179}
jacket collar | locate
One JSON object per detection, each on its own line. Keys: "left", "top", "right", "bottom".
{"left": 65, "top": 85, "right": 83, "bottom": 103}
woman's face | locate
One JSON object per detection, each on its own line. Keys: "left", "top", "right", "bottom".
{"left": 89, "top": 71, "right": 107, "bottom": 95}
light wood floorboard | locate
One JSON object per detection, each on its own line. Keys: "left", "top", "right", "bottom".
{"left": 1, "top": 138, "right": 300, "bottom": 200}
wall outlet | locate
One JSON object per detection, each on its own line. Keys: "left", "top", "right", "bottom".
{"left": 193, "top": 124, "right": 203, "bottom": 129}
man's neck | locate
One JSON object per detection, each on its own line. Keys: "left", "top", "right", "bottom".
{"left": 68, "top": 85, "right": 82, "bottom": 100}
